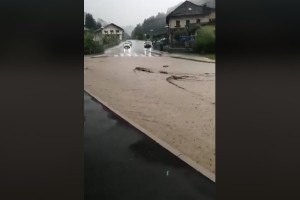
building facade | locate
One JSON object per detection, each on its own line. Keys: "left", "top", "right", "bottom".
{"left": 166, "top": 1, "right": 215, "bottom": 47}
{"left": 102, "top": 23, "right": 124, "bottom": 41}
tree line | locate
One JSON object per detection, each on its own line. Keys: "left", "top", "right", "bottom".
{"left": 85, "top": 13, "right": 102, "bottom": 30}
{"left": 131, "top": 13, "right": 167, "bottom": 40}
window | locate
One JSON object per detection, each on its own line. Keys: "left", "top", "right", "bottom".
{"left": 116, "top": 30, "right": 119, "bottom": 33}
{"left": 110, "top": 30, "right": 114, "bottom": 34}
{"left": 197, "top": 19, "right": 201, "bottom": 24}
{"left": 176, "top": 20, "right": 180, "bottom": 27}
{"left": 186, "top": 20, "right": 190, "bottom": 26}
{"left": 104, "top": 31, "right": 108, "bottom": 34}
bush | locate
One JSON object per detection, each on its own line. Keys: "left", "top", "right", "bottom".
{"left": 103, "top": 35, "right": 119, "bottom": 45}
{"left": 194, "top": 26, "right": 215, "bottom": 54}
{"left": 84, "top": 32, "right": 104, "bottom": 54}
{"left": 173, "top": 29, "right": 189, "bottom": 42}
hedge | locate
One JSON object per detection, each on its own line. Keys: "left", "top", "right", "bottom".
{"left": 84, "top": 32, "right": 104, "bottom": 55}
{"left": 194, "top": 26, "right": 215, "bottom": 54}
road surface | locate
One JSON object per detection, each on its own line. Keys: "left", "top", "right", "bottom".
{"left": 85, "top": 39, "right": 215, "bottom": 180}
{"left": 103, "top": 40, "right": 161, "bottom": 58}
{"left": 84, "top": 92, "right": 215, "bottom": 200}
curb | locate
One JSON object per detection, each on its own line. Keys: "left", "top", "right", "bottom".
{"left": 91, "top": 55, "right": 108, "bottom": 58}
{"left": 150, "top": 51, "right": 163, "bottom": 56}
{"left": 84, "top": 89, "right": 216, "bottom": 182}
{"left": 145, "top": 49, "right": 164, "bottom": 56}
{"left": 169, "top": 56, "right": 215, "bottom": 63}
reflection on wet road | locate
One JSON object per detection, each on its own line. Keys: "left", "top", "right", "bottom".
{"left": 84, "top": 92, "right": 215, "bottom": 200}
{"left": 104, "top": 40, "right": 160, "bottom": 58}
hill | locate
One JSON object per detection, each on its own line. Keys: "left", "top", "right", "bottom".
{"left": 122, "top": 25, "right": 135, "bottom": 36}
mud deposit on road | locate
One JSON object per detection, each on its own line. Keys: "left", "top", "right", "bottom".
{"left": 85, "top": 56, "right": 215, "bottom": 176}
{"left": 134, "top": 66, "right": 214, "bottom": 91}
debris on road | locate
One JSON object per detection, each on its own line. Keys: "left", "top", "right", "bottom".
{"left": 134, "top": 67, "right": 153, "bottom": 73}
{"left": 159, "top": 71, "right": 168, "bottom": 74}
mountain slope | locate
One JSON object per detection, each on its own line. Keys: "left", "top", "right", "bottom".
{"left": 123, "top": 25, "right": 134, "bottom": 36}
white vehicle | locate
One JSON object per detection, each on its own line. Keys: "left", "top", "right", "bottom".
{"left": 123, "top": 42, "right": 131, "bottom": 49}
{"left": 126, "top": 41, "right": 132, "bottom": 46}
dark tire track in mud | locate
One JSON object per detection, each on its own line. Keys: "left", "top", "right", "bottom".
{"left": 166, "top": 75, "right": 214, "bottom": 92}
{"left": 166, "top": 75, "right": 192, "bottom": 90}
{"left": 133, "top": 67, "right": 214, "bottom": 93}
{"left": 134, "top": 67, "right": 154, "bottom": 73}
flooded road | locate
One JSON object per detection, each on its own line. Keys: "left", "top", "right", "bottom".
{"left": 84, "top": 92, "right": 215, "bottom": 200}
{"left": 101, "top": 40, "right": 160, "bottom": 58}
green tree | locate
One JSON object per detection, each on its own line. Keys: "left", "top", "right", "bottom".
{"left": 194, "top": 26, "right": 215, "bottom": 54}
{"left": 132, "top": 23, "right": 144, "bottom": 40}
{"left": 85, "top": 13, "right": 97, "bottom": 30}
{"left": 84, "top": 32, "right": 103, "bottom": 54}
{"left": 96, "top": 21, "right": 102, "bottom": 30}
{"left": 131, "top": 12, "right": 167, "bottom": 40}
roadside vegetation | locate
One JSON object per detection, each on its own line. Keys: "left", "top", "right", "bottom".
{"left": 84, "top": 12, "right": 121, "bottom": 55}
{"left": 131, "top": 13, "right": 167, "bottom": 40}
{"left": 193, "top": 25, "right": 215, "bottom": 55}
{"left": 84, "top": 31, "right": 104, "bottom": 55}
{"left": 173, "top": 29, "right": 189, "bottom": 42}
{"left": 103, "top": 35, "right": 120, "bottom": 49}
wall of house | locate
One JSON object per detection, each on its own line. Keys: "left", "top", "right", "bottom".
{"left": 102, "top": 24, "right": 123, "bottom": 40}
{"left": 168, "top": 12, "right": 215, "bottom": 28}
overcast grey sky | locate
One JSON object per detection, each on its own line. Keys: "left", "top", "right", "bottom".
{"left": 84, "top": 0, "right": 184, "bottom": 27}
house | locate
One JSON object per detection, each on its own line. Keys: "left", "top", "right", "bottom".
{"left": 102, "top": 23, "right": 124, "bottom": 41}
{"left": 166, "top": 1, "right": 215, "bottom": 46}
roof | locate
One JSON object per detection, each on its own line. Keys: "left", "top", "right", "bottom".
{"left": 103, "top": 23, "right": 124, "bottom": 31}
{"left": 95, "top": 28, "right": 103, "bottom": 33}
{"left": 166, "top": 1, "right": 215, "bottom": 23}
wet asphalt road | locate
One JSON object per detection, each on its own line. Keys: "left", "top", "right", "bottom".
{"left": 104, "top": 40, "right": 159, "bottom": 57}
{"left": 84, "top": 92, "right": 215, "bottom": 200}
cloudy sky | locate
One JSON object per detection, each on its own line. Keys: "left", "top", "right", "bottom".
{"left": 84, "top": 0, "right": 185, "bottom": 27}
